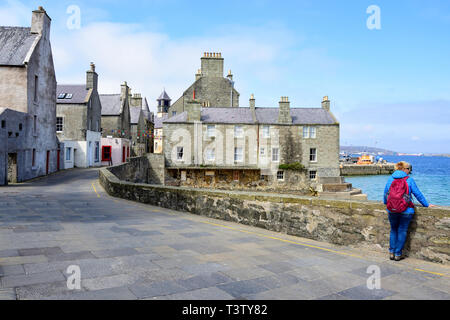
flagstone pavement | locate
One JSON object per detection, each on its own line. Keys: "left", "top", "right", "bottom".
{"left": 0, "top": 168, "right": 449, "bottom": 300}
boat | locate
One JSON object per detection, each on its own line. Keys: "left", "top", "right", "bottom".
{"left": 356, "top": 154, "right": 375, "bottom": 165}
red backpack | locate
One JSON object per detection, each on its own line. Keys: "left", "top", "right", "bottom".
{"left": 387, "top": 177, "right": 414, "bottom": 213}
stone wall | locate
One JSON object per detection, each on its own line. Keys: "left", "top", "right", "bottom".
{"left": 99, "top": 167, "right": 450, "bottom": 264}
{"left": 341, "top": 164, "right": 395, "bottom": 176}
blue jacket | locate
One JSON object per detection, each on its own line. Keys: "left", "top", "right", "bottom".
{"left": 383, "top": 170, "right": 429, "bottom": 214}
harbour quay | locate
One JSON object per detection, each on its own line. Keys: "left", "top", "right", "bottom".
{"left": 340, "top": 163, "right": 395, "bottom": 176}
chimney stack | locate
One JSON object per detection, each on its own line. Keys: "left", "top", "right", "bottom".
{"left": 185, "top": 100, "right": 202, "bottom": 122}
{"left": 249, "top": 94, "right": 257, "bottom": 122}
{"left": 31, "top": 6, "right": 51, "bottom": 39}
{"left": 200, "top": 52, "right": 224, "bottom": 78}
{"left": 278, "top": 96, "right": 292, "bottom": 124}
{"left": 120, "top": 82, "right": 129, "bottom": 101}
{"left": 86, "top": 62, "right": 98, "bottom": 91}
{"left": 321, "top": 96, "right": 330, "bottom": 112}
{"left": 227, "top": 70, "right": 233, "bottom": 81}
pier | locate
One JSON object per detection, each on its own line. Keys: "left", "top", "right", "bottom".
{"left": 340, "top": 163, "right": 395, "bottom": 176}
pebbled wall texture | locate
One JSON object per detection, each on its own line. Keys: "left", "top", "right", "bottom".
{"left": 99, "top": 165, "right": 450, "bottom": 264}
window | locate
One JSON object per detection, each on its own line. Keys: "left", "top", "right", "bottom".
{"left": 66, "top": 147, "right": 72, "bottom": 161}
{"left": 234, "top": 147, "right": 243, "bottom": 162}
{"left": 34, "top": 75, "right": 38, "bottom": 102}
{"left": 272, "top": 148, "right": 279, "bottom": 162}
{"left": 172, "top": 111, "right": 177, "bottom": 116}
{"left": 58, "top": 93, "right": 66, "bottom": 99}
{"left": 277, "top": 171, "right": 284, "bottom": 181}
{"left": 1, "top": 120, "right": 5, "bottom": 128}
{"left": 234, "top": 125, "right": 243, "bottom": 138}
{"left": 260, "top": 147, "right": 265, "bottom": 156}
{"left": 95, "top": 142, "right": 100, "bottom": 162}
{"left": 32, "top": 149, "right": 36, "bottom": 167}
{"left": 56, "top": 117, "right": 63, "bottom": 132}
{"left": 65, "top": 93, "right": 73, "bottom": 99}
{"left": 309, "top": 171, "right": 317, "bottom": 180}
{"left": 33, "top": 116, "right": 37, "bottom": 134}
{"left": 206, "top": 148, "right": 215, "bottom": 161}
{"left": 177, "top": 147, "right": 184, "bottom": 161}
{"left": 262, "top": 126, "right": 270, "bottom": 138}
{"left": 303, "top": 127, "right": 309, "bottom": 138}
{"left": 233, "top": 171, "right": 240, "bottom": 181}
{"left": 102, "top": 146, "right": 112, "bottom": 161}
{"left": 19, "top": 123, "right": 22, "bottom": 131}
{"left": 310, "top": 127, "right": 316, "bottom": 139}
{"left": 310, "top": 148, "right": 317, "bottom": 162}
{"left": 207, "top": 125, "right": 215, "bottom": 138}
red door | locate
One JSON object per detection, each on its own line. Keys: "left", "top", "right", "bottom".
{"left": 46, "top": 151, "right": 50, "bottom": 174}
{"left": 122, "top": 146, "right": 125, "bottom": 163}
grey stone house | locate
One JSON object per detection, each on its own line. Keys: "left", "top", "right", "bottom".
{"left": 163, "top": 95, "right": 340, "bottom": 192}
{"left": 129, "top": 93, "right": 152, "bottom": 156}
{"left": 168, "top": 52, "right": 240, "bottom": 117}
{"left": 56, "top": 63, "right": 102, "bottom": 168}
{"left": 100, "top": 82, "right": 131, "bottom": 140}
{"left": 0, "top": 7, "right": 59, "bottom": 185}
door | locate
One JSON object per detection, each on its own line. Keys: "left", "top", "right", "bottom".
{"left": 122, "top": 146, "right": 126, "bottom": 163}
{"left": 57, "top": 150, "right": 60, "bottom": 171}
{"left": 88, "top": 142, "right": 92, "bottom": 167}
{"left": 7, "top": 153, "right": 18, "bottom": 184}
{"left": 46, "top": 151, "right": 50, "bottom": 175}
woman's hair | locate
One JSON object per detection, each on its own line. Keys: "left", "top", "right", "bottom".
{"left": 395, "top": 161, "right": 411, "bottom": 171}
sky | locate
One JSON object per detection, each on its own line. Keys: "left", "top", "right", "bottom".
{"left": 1, "top": 0, "right": 449, "bottom": 153}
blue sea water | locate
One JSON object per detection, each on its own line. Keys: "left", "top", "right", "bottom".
{"left": 344, "top": 156, "right": 450, "bottom": 207}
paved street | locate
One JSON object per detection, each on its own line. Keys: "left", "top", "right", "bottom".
{"left": 0, "top": 168, "right": 449, "bottom": 300}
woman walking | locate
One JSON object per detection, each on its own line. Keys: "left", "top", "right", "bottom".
{"left": 383, "top": 161, "right": 435, "bottom": 261}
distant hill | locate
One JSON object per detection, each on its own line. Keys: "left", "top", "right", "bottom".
{"left": 340, "top": 146, "right": 398, "bottom": 156}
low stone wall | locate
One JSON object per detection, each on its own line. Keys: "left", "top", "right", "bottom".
{"left": 99, "top": 167, "right": 450, "bottom": 264}
{"left": 341, "top": 164, "right": 395, "bottom": 176}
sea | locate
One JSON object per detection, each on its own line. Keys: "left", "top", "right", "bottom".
{"left": 344, "top": 155, "right": 450, "bottom": 207}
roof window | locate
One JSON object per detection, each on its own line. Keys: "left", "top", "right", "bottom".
{"left": 58, "top": 93, "right": 66, "bottom": 99}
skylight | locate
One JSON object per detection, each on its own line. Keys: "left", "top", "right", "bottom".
{"left": 65, "top": 94, "right": 73, "bottom": 99}
{"left": 58, "top": 93, "right": 66, "bottom": 99}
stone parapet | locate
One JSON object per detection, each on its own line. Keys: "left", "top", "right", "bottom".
{"left": 99, "top": 167, "right": 450, "bottom": 264}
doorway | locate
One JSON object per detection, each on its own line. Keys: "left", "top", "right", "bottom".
{"left": 46, "top": 151, "right": 50, "bottom": 175}
{"left": 7, "top": 153, "right": 18, "bottom": 184}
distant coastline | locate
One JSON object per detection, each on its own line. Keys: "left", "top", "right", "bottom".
{"left": 341, "top": 146, "right": 449, "bottom": 158}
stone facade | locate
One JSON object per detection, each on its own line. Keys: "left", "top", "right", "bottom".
{"left": 168, "top": 52, "right": 240, "bottom": 117}
{"left": 129, "top": 93, "right": 152, "bottom": 156}
{"left": 56, "top": 63, "right": 102, "bottom": 168}
{"left": 100, "top": 166, "right": 450, "bottom": 265}
{"left": 0, "top": 7, "right": 59, "bottom": 184}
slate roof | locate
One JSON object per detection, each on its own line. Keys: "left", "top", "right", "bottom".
{"left": 157, "top": 90, "right": 171, "bottom": 101}
{"left": 154, "top": 114, "right": 168, "bottom": 129}
{"left": 163, "top": 107, "right": 337, "bottom": 125}
{"left": 142, "top": 98, "right": 152, "bottom": 121}
{"left": 130, "top": 106, "right": 142, "bottom": 124}
{"left": 56, "top": 85, "right": 89, "bottom": 104}
{"left": 100, "top": 94, "right": 122, "bottom": 115}
{"left": 0, "top": 27, "right": 38, "bottom": 66}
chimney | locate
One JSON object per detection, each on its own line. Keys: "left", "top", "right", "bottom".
{"left": 185, "top": 100, "right": 202, "bottom": 122}
{"left": 200, "top": 52, "right": 224, "bottom": 78}
{"left": 278, "top": 96, "right": 292, "bottom": 124}
{"left": 195, "top": 69, "right": 202, "bottom": 81}
{"left": 321, "top": 96, "right": 330, "bottom": 112}
{"left": 249, "top": 94, "right": 257, "bottom": 122}
{"left": 130, "top": 93, "right": 143, "bottom": 108}
{"left": 120, "top": 82, "right": 129, "bottom": 101}
{"left": 86, "top": 62, "right": 98, "bottom": 90}
{"left": 227, "top": 70, "right": 233, "bottom": 81}
{"left": 31, "top": 6, "right": 51, "bottom": 39}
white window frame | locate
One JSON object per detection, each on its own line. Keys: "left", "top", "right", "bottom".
{"left": 234, "top": 125, "right": 244, "bottom": 138}
{"left": 176, "top": 146, "right": 184, "bottom": 161}
{"left": 309, "top": 170, "right": 317, "bottom": 180}
{"left": 272, "top": 147, "right": 279, "bottom": 162}
{"left": 277, "top": 171, "right": 284, "bottom": 181}
{"left": 207, "top": 125, "right": 215, "bottom": 138}
{"left": 262, "top": 126, "right": 270, "bottom": 138}
{"left": 234, "top": 147, "right": 243, "bottom": 162}
{"left": 303, "top": 126, "right": 309, "bottom": 138}
{"left": 309, "top": 126, "right": 316, "bottom": 139}
{"left": 66, "top": 147, "right": 72, "bottom": 161}
{"left": 56, "top": 117, "right": 64, "bottom": 132}
{"left": 310, "top": 148, "right": 317, "bottom": 162}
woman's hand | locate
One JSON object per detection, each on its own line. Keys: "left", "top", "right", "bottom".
{"left": 428, "top": 204, "right": 437, "bottom": 208}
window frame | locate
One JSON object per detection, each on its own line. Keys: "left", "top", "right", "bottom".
{"left": 102, "top": 146, "right": 112, "bottom": 162}
{"left": 206, "top": 148, "right": 215, "bottom": 161}
{"left": 262, "top": 126, "right": 270, "bottom": 138}
{"left": 56, "top": 117, "right": 64, "bottom": 132}
{"left": 207, "top": 125, "right": 215, "bottom": 138}
{"left": 176, "top": 146, "right": 184, "bottom": 161}
{"left": 310, "top": 148, "right": 317, "bottom": 162}
{"left": 309, "top": 126, "right": 316, "bottom": 139}
{"left": 309, "top": 170, "right": 317, "bottom": 180}
{"left": 277, "top": 170, "right": 285, "bottom": 181}
{"left": 234, "top": 147, "right": 243, "bottom": 162}
{"left": 66, "top": 147, "right": 72, "bottom": 161}
{"left": 272, "top": 147, "right": 279, "bottom": 162}
{"left": 234, "top": 125, "right": 244, "bottom": 138}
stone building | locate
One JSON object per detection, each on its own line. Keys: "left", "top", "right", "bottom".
{"left": 168, "top": 52, "right": 240, "bottom": 117}
{"left": 154, "top": 89, "right": 171, "bottom": 154}
{"left": 163, "top": 95, "right": 340, "bottom": 193}
{"left": 99, "top": 82, "right": 132, "bottom": 165}
{"left": 129, "top": 93, "right": 153, "bottom": 156}
{"left": 0, "top": 7, "right": 59, "bottom": 185}
{"left": 56, "top": 63, "right": 102, "bottom": 169}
